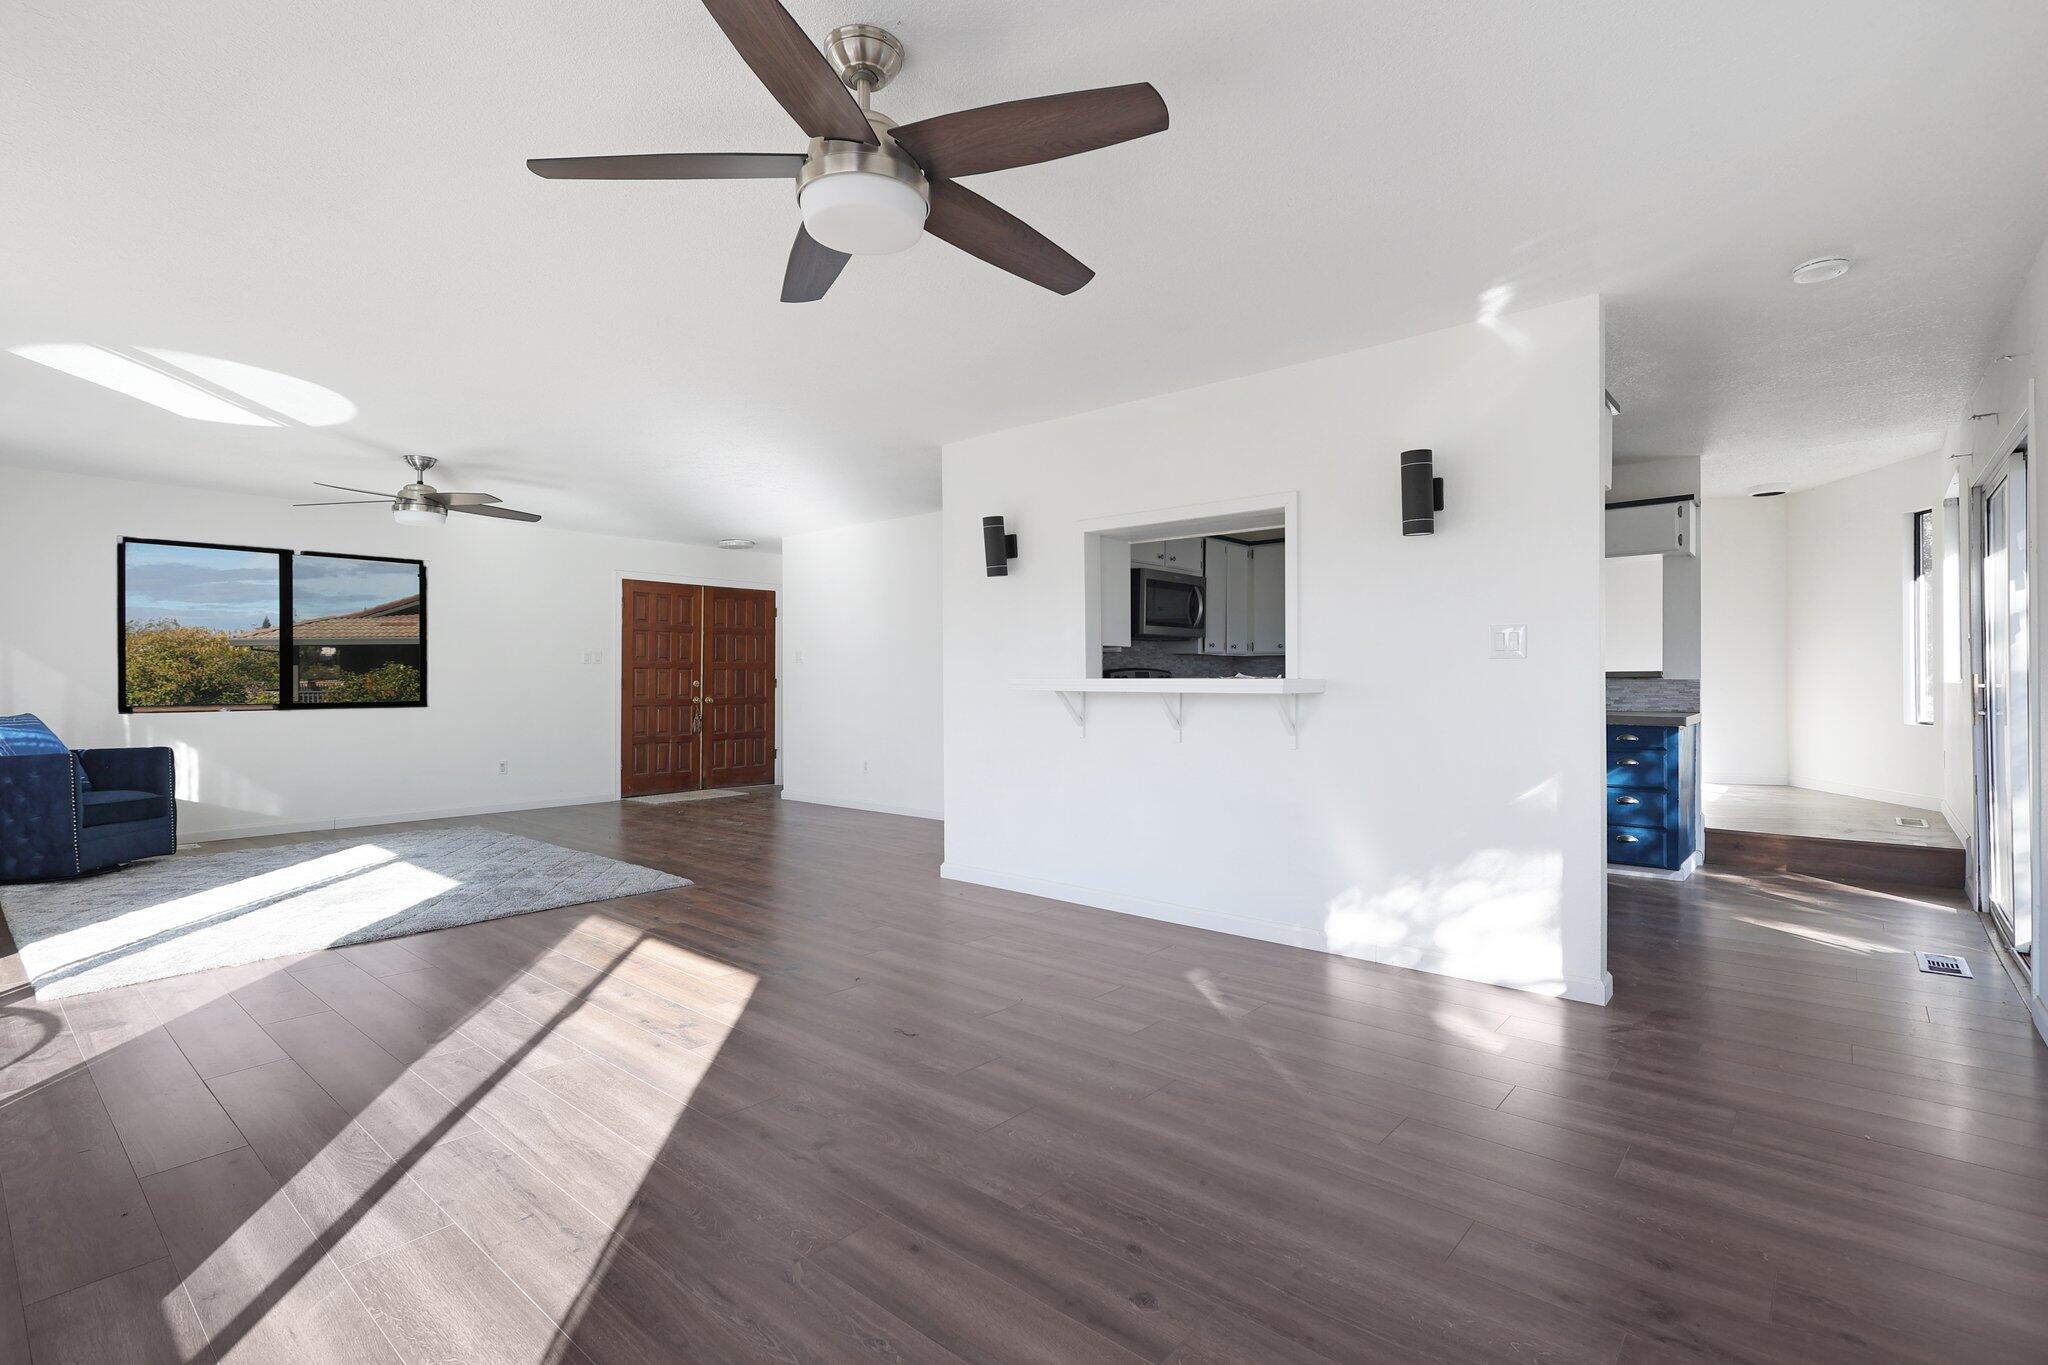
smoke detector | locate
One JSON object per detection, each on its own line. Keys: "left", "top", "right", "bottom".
{"left": 717, "top": 537, "right": 758, "bottom": 550}
{"left": 1747, "top": 484, "right": 1789, "bottom": 498}
{"left": 1791, "top": 257, "right": 1851, "bottom": 285}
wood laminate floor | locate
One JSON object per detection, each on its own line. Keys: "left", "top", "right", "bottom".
{"left": 2, "top": 795, "right": 2044, "bottom": 1363}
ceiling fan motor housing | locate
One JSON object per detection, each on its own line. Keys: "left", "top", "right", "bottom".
{"left": 824, "top": 23, "right": 903, "bottom": 91}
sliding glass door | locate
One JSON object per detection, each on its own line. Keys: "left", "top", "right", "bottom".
{"left": 1979, "top": 448, "right": 2033, "bottom": 955}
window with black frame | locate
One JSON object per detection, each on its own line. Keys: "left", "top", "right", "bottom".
{"left": 287, "top": 553, "right": 426, "bottom": 705}
{"left": 118, "top": 539, "right": 425, "bottom": 711}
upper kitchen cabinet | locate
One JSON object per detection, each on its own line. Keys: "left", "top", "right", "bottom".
{"left": 1132, "top": 538, "right": 1206, "bottom": 575}
{"left": 1605, "top": 499, "right": 1696, "bottom": 557}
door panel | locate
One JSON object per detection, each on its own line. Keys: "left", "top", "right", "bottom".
{"left": 703, "top": 586, "right": 776, "bottom": 788}
{"left": 1980, "top": 457, "right": 2033, "bottom": 954}
{"left": 621, "top": 580, "right": 701, "bottom": 796}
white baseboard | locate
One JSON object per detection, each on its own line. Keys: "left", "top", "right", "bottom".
{"left": 180, "top": 792, "right": 621, "bottom": 844}
{"left": 1939, "top": 799, "right": 1971, "bottom": 844}
{"left": 1701, "top": 771, "right": 1790, "bottom": 787}
{"left": 940, "top": 861, "right": 1614, "bottom": 1007}
{"left": 1788, "top": 776, "right": 1942, "bottom": 809}
{"left": 780, "top": 791, "right": 942, "bottom": 821}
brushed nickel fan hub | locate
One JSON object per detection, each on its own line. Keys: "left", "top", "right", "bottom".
{"left": 823, "top": 23, "right": 903, "bottom": 92}
{"left": 403, "top": 454, "right": 439, "bottom": 477}
{"left": 795, "top": 131, "right": 929, "bottom": 207}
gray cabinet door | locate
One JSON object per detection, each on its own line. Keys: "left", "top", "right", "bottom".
{"left": 1222, "top": 542, "right": 1252, "bottom": 654}
{"left": 1248, "top": 542, "right": 1284, "bottom": 653}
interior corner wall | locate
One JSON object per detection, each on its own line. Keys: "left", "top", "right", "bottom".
{"left": 939, "top": 295, "right": 1611, "bottom": 1004}
{"left": 0, "top": 463, "right": 781, "bottom": 840}
{"left": 1785, "top": 450, "right": 1949, "bottom": 806}
{"left": 778, "top": 510, "right": 943, "bottom": 820}
{"left": 1700, "top": 494, "right": 1789, "bottom": 784}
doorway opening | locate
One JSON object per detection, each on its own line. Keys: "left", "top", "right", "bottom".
{"left": 619, "top": 579, "right": 776, "bottom": 797}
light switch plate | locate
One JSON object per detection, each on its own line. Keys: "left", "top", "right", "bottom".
{"left": 1491, "top": 625, "right": 1528, "bottom": 659}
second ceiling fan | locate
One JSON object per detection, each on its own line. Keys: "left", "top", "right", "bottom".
{"left": 526, "top": 2, "right": 1168, "bottom": 302}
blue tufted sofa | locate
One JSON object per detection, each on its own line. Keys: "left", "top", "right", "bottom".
{"left": 0, "top": 714, "right": 177, "bottom": 882}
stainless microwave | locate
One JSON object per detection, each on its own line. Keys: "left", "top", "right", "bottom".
{"left": 1132, "top": 567, "right": 1205, "bottom": 639}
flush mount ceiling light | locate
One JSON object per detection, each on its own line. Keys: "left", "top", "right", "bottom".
{"left": 525, "top": 8, "right": 1169, "bottom": 300}
{"left": 717, "top": 537, "right": 759, "bottom": 549}
{"left": 392, "top": 498, "right": 448, "bottom": 528}
{"left": 1790, "top": 256, "right": 1851, "bottom": 285}
{"left": 1747, "top": 483, "right": 1790, "bottom": 498}
{"left": 8, "top": 343, "right": 355, "bottom": 426}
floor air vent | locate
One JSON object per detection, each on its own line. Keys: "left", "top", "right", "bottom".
{"left": 1914, "top": 951, "right": 1973, "bottom": 978}
{"left": 1895, "top": 816, "right": 1931, "bottom": 828}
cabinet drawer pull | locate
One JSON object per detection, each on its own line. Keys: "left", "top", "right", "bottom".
{"left": 1616, "top": 796, "right": 1641, "bottom": 805}
{"left": 1617, "top": 757, "right": 1641, "bottom": 766}
{"left": 1614, "top": 833, "right": 1641, "bottom": 844}
{"left": 1617, "top": 732, "right": 1641, "bottom": 741}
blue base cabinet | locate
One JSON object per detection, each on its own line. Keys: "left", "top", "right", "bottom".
{"left": 1606, "top": 723, "right": 1697, "bottom": 871}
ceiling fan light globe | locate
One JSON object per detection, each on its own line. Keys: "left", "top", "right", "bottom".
{"left": 393, "top": 501, "right": 445, "bottom": 528}
{"left": 798, "top": 171, "right": 928, "bottom": 255}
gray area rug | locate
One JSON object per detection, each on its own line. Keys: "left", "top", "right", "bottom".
{"left": 0, "top": 827, "right": 689, "bottom": 1001}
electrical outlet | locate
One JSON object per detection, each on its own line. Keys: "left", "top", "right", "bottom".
{"left": 1490, "top": 625, "right": 1528, "bottom": 659}
{"left": 861, "top": 759, "right": 870, "bottom": 774}
{"left": 497, "top": 760, "right": 510, "bottom": 775}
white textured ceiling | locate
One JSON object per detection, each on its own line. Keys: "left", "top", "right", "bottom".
{"left": 5, "top": 2, "right": 2047, "bottom": 535}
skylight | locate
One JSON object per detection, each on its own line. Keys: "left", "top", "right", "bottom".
{"left": 9, "top": 343, "right": 356, "bottom": 427}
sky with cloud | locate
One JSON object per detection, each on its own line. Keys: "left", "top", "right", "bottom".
{"left": 124, "top": 544, "right": 418, "bottom": 632}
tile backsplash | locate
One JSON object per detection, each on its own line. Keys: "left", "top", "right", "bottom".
{"left": 1606, "top": 676, "right": 1700, "bottom": 713}
{"left": 1103, "top": 641, "right": 1285, "bottom": 679}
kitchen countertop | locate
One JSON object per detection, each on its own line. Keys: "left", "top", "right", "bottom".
{"left": 1608, "top": 710, "right": 1700, "bottom": 726}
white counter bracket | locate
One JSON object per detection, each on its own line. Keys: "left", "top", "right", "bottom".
{"left": 1016, "top": 678, "right": 1326, "bottom": 748}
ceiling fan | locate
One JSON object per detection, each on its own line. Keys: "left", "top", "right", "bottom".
{"left": 295, "top": 455, "right": 542, "bottom": 527}
{"left": 526, "top": 3, "right": 1169, "bottom": 301}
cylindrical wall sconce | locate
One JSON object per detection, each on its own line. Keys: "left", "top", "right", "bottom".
{"left": 982, "top": 515, "right": 1019, "bottom": 576}
{"left": 1401, "top": 449, "right": 1445, "bottom": 536}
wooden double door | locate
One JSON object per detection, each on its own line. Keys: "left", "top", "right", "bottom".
{"left": 620, "top": 580, "right": 775, "bottom": 796}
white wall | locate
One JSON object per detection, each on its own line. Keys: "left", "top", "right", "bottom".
{"left": 939, "top": 296, "right": 1611, "bottom": 1004}
{"left": 1602, "top": 556, "right": 1664, "bottom": 673}
{"left": 778, "top": 511, "right": 943, "bottom": 820}
{"left": 1786, "top": 451, "right": 1950, "bottom": 806}
{"left": 0, "top": 463, "right": 780, "bottom": 839}
{"left": 1700, "top": 494, "right": 1790, "bottom": 784}
{"left": 1607, "top": 457, "right": 1701, "bottom": 678}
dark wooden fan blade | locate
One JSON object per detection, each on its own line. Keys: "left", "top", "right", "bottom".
{"left": 698, "top": 0, "right": 876, "bottom": 144}
{"left": 781, "top": 225, "right": 851, "bottom": 303}
{"left": 425, "top": 492, "right": 503, "bottom": 506}
{"left": 314, "top": 481, "right": 396, "bottom": 498}
{"left": 447, "top": 503, "right": 542, "bottom": 522}
{"left": 923, "top": 179, "right": 1093, "bottom": 295}
{"left": 889, "top": 83, "right": 1167, "bottom": 178}
{"left": 293, "top": 500, "right": 391, "bottom": 507}
{"left": 526, "top": 152, "right": 806, "bottom": 180}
